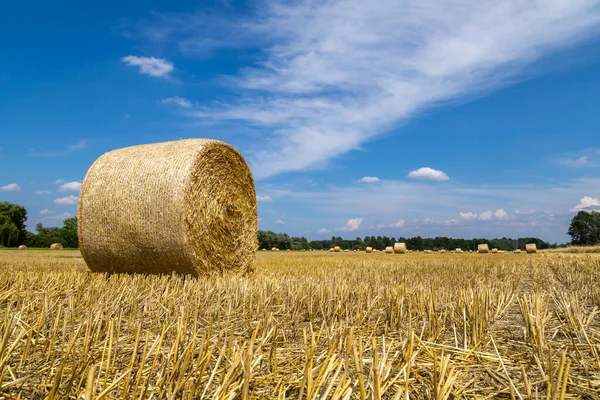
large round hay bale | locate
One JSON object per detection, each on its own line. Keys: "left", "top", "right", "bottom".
{"left": 393, "top": 242, "right": 407, "bottom": 254}
{"left": 491, "top": 248, "right": 498, "bottom": 254}
{"left": 18, "top": 245, "right": 27, "bottom": 250}
{"left": 477, "top": 244, "right": 489, "bottom": 254}
{"left": 385, "top": 246, "right": 393, "bottom": 254}
{"left": 78, "top": 139, "right": 257, "bottom": 276}
{"left": 365, "top": 246, "right": 373, "bottom": 253}
{"left": 526, "top": 243, "right": 537, "bottom": 254}
{"left": 50, "top": 243, "right": 63, "bottom": 250}
{"left": 333, "top": 246, "right": 341, "bottom": 252}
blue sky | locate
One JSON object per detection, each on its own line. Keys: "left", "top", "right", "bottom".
{"left": 1, "top": 0, "right": 600, "bottom": 243}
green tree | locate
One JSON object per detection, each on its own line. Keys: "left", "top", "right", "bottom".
{"left": 60, "top": 217, "right": 79, "bottom": 248}
{"left": 0, "top": 202, "right": 27, "bottom": 247}
{"left": 567, "top": 211, "right": 600, "bottom": 246}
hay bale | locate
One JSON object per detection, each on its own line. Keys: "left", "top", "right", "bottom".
{"left": 514, "top": 249, "right": 522, "bottom": 254}
{"left": 334, "top": 246, "right": 341, "bottom": 252}
{"left": 477, "top": 244, "right": 489, "bottom": 254}
{"left": 78, "top": 139, "right": 257, "bottom": 276}
{"left": 385, "top": 246, "right": 393, "bottom": 254}
{"left": 329, "top": 248, "right": 334, "bottom": 252}
{"left": 393, "top": 242, "right": 407, "bottom": 254}
{"left": 365, "top": 246, "right": 373, "bottom": 253}
{"left": 526, "top": 243, "right": 537, "bottom": 254}
{"left": 18, "top": 245, "right": 27, "bottom": 250}
{"left": 491, "top": 248, "right": 498, "bottom": 254}
{"left": 271, "top": 247, "right": 277, "bottom": 251}
{"left": 50, "top": 243, "right": 63, "bottom": 250}
{"left": 455, "top": 248, "right": 462, "bottom": 253}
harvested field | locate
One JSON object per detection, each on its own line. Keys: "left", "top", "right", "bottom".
{"left": 0, "top": 250, "right": 599, "bottom": 399}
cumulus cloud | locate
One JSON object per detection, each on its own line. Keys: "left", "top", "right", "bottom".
{"left": 570, "top": 196, "right": 600, "bottom": 212}
{"left": 317, "top": 228, "right": 331, "bottom": 234}
{"left": 335, "top": 217, "right": 363, "bottom": 232}
{"left": 58, "top": 181, "right": 82, "bottom": 193}
{"left": 39, "top": 209, "right": 73, "bottom": 220}
{"left": 257, "top": 195, "right": 273, "bottom": 202}
{"left": 161, "top": 96, "right": 192, "bottom": 108}
{"left": 121, "top": 56, "right": 174, "bottom": 77}
{"left": 0, "top": 183, "right": 21, "bottom": 192}
{"left": 275, "top": 219, "right": 285, "bottom": 224}
{"left": 358, "top": 176, "right": 380, "bottom": 183}
{"left": 494, "top": 209, "right": 509, "bottom": 219}
{"left": 54, "top": 195, "right": 78, "bottom": 206}
{"left": 408, "top": 168, "right": 449, "bottom": 182}
{"left": 460, "top": 212, "right": 478, "bottom": 220}
{"left": 157, "top": 0, "right": 600, "bottom": 178}
{"left": 40, "top": 209, "right": 52, "bottom": 215}
{"left": 55, "top": 179, "right": 65, "bottom": 184}
{"left": 35, "top": 190, "right": 51, "bottom": 195}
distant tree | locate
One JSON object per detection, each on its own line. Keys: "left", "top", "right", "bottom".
{"left": 568, "top": 211, "right": 600, "bottom": 246}
{"left": 0, "top": 202, "right": 27, "bottom": 247}
{"left": 60, "top": 217, "right": 78, "bottom": 248}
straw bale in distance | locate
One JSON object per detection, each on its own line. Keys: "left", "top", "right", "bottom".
{"left": 334, "top": 246, "right": 341, "bottom": 252}
{"left": 526, "top": 243, "right": 537, "bottom": 253}
{"left": 78, "top": 139, "right": 258, "bottom": 277}
{"left": 365, "top": 246, "right": 373, "bottom": 253}
{"left": 385, "top": 246, "right": 393, "bottom": 254}
{"left": 18, "top": 245, "right": 27, "bottom": 250}
{"left": 477, "top": 244, "right": 489, "bottom": 254}
{"left": 393, "top": 242, "right": 407, "bottom": 254}
{"left": 50, "top": 243, "right": 63, "bottom": 250}
{"left": 491, "top": 248, "right": 498, "bottom": 254}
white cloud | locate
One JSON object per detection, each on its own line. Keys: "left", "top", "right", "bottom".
{"left": 54, "top": 195, "right": 78, "bottom": 206}
{"left": 408, "top": 167, "right": 449, "bottom": 182}
{"left": 58, "top": 181, "right": 82, "bottom": 193}
{"left": 494, "top": 209, "right": 509, "bottom": 219}
{"left": 564, "top": 156, "right": 589, "bottom": 166}
{"left": 358, "top": 176, "right": 380, "bottom": 183}
{"left": 39, "top": 209, "right": 73, "bottom": 220}
{"left": 173, "top": 0, "right": 600, "bottom": 178}
{"left": 257, "top": 195, "right": 273, "bottom": 202}
{"left": 35, "top": 190, "right": 51, "bottom": 195}
{"left": 372, "top": 219, "right": 406, "bottom": 229}
{"left": 55, "top": 179, "right": 65, "bottom": 184}
{"left": 460, "top": 212, "right": 478, "bottom": 220}
{"left": 121, "top": 56, "right": 174, "bottom": 78}
{"left": 478, "top": 211, "right": 493, "bottom": 221}
{"left": 335, "top": 217, "right": 363, "bottom": 232}
{"left": 570, "top": 196, "right": 600, "bottom": 212}
{"left": 68, "top": 140, "right": 87, "bottom": 151}
{"left": 161, "top": 96, "right": 192, "bottom": 108}
{"left": 0, "top": 183, "right": 21, "bottom": 192}
{"left": 317, "top": 228, "right": 331, "bottom": 234}
{"left": 275, "top": 219, "right": 285, "bottom": 224}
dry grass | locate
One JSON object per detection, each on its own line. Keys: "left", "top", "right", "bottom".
{"left": 543, "top": 246, "right": 600, "bottom": 254}
{"left": 0, "top": 250, "right": 599, "bottom": 399}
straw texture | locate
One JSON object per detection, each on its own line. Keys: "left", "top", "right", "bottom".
{"left": 477, "top": 244, "right": 489, "bottom": 254}
{"left": 50, "top": 243, "right": 63, "bottom": 250}
{"left": 78, "top": 139, "right": 258, "bottom": 277}
{"left": 393, "top": 242, "right": 407, "bottom": 254}
{"left": 526, "top": 243, "right": 537, "bottom": 254}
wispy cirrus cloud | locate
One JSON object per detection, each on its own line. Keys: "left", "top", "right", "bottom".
{"left": 257, "top": 195, "right": 273, "bottom": 202}
{"left": 142, "top": 0, "right": 600, "bottom": 178}
{"left": 122, "top": 56, "right": 174, "bottom": 78}
{"left": 371, "top": 219, "right": 406, "bottom": 230}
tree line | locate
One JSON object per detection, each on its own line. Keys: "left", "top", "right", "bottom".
{"left": 0, "top": 202, "right": 78, "bottom": 248}
{"left": 2, "top": 201, "right": 600, "bottom": 249}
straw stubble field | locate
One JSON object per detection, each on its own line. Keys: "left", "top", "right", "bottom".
{"left": 0, "top": 250, "right": 599, "bottom": 399}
